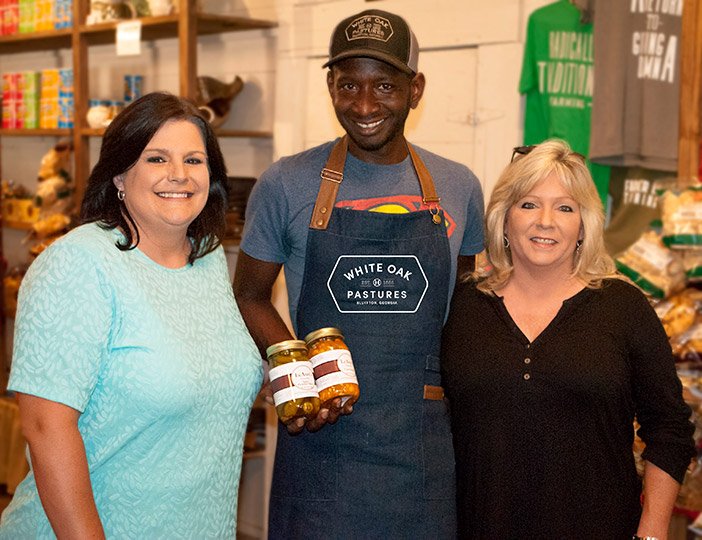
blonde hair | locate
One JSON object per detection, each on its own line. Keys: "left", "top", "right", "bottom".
{"left": 477, "top": 139, "right": 616, "bottom": 293}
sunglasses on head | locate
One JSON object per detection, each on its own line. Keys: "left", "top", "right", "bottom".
{"left": 510, "top": 145, "right": 587, "bottom": 163}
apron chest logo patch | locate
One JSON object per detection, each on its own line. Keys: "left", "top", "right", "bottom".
{"left": 327, "top": 255, "right": 428, "bottom": 313}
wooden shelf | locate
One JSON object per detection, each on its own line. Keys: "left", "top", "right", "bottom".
{"left": 78, "top": 13, "right": 277, "bottom": 46}
{"left": 0, "top": 28, "right": 72, "bottom": 54}
{"left": 0, "top": 128, "right": 71, "bottom": 137}
{"left": 2, "top": 220, "right": 34, "bottom": 230}
{"left": 243, "top": 449, "right": 266, "bottom": 460}
{"left": 216, "top": 129, "right": 273, "bottom": 139}
{"left": 81, "top": 127, "right": 272, "bottom": 138}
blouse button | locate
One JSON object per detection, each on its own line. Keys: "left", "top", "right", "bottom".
{"left": 524, "top": 358, "right": 531, "bottom": 364}
{"left": 523, "top": 373, "right": 531, "bottom": 381}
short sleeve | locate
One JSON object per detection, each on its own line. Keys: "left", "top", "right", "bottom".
{"left": 518, "top": 14, "right": 537, "bottom": 95}
{"left": 8, "top": 241, "right": 113, "bottom": 412}
{"left": 459, "top": 175, "right": 485, "bottom": 256}
{"left": 240, "top": 161, "right": 291, "bottom": 263}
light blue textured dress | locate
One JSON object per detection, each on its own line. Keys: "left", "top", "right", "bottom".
{"left": 0, "top": 223, "right": 263, "bottom": 539}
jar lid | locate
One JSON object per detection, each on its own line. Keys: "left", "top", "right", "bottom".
{"left": 304, "top": 327, "right": 344, "bottom": 344}
{"left": 266, "top": 339, "right": 307, "bottom": 358}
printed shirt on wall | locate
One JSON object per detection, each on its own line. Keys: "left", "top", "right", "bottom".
{"left": 519, "top": 0, "right": 610, "bottom": 205}
{"left": 589, "top": 0, "right": 683, "bottom": 171}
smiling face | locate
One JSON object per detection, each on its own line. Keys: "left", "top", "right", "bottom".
{"left": 113, "top": 118, "right": 209, "bottom": 244}
{"left": 327, "top": 57, "right": 424, "bottom": 164}
{"left": 505, "top": 172, "right": 583, "bottom": 277}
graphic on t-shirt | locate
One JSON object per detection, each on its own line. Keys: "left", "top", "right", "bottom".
{"left": 336, "top": 195, "right": 457, "bottom": 237}
{"left": 327, "top": 255, "right": 429, "bottom": 314}
{"left": 623, "top": 178, "right": 662, "bottom": 209}
{"left": 538, "top": 30, "right": 593, "bottom": 110}
{"left": 630, "top": 0, "right": 682, "bottom": 83}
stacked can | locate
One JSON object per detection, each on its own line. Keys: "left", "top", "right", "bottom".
{"left": 124, "top": 75, "right": 143, "bottom": 104}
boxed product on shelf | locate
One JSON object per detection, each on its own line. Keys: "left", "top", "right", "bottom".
{"left": 1, "top": 0, "right": 19, "bottom": 36}
{"left": 34, "top": 0, "right": 54, "bottom": 32}
{"left": 18, "top": 0, "right": 34, "bottom": 33}
{"left": 20, "top": 70, "right": 39, "bottom": 129}
{"left": 1, "top": 72, "right": 19, "bottom": 129}
{"left": 53, "top": 0, "right": 71, "bottom": 29}
{"left": 39, "top": 68, "right": 59, "bottom": 129}
{"left": 58, "top": 67, "right": 73, "bottom": 128}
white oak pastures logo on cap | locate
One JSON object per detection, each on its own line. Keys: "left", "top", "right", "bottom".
{"left": 345, "top": 14, "right": 394, "bottom": 43}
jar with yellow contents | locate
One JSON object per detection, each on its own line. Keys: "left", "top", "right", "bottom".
{"left": 266, "top": 340, "right": 321, "bottom": 424}
{"left": 304, "top": 328, "right": 360, "bottom": 408}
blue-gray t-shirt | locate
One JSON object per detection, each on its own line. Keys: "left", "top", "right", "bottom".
{"left": 241, "top": 139, "right": 485, "bottom": 330}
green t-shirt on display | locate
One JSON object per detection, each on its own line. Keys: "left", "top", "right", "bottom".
{"left": 519, "top": 0, "right": 610, "bottom": 205}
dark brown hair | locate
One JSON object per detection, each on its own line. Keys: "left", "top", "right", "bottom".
{"left": 81, "top": 91, "right": 229, "bottom": 263}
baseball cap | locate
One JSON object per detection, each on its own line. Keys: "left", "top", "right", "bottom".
{"left": 322, "top": 9, "right": 419, "bottom": 75}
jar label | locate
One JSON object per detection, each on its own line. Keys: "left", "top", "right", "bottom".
{"left": 269, "top": 361, "right": 319, "bottom": 406}
{"left": 310, "top": 349, "right": 358, "bottom": 391}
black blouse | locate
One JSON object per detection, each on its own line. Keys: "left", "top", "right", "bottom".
{"left": 441, "top": 278, "right": 695, "bottom": 540}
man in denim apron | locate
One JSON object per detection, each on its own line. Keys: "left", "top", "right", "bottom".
{"left": 235, "top": 9, "right": 484, "bottom": 538}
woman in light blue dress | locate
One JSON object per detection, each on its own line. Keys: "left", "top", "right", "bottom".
{"left": 0, "top": 92, "right": 263, "bottom": 539}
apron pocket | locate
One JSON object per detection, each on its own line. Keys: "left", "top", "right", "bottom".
{"left": 422, "top": 355, "right": 456, "bottom": 501}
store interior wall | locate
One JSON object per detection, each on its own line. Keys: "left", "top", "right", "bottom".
{"left": 274, "top": 0, "right": 552, "bottom": 199}
{"left": 0, "top": 0, "right": 571, "bottom": 533}
{"left": 1, "top": 0, "right": 554, "bottom": 341}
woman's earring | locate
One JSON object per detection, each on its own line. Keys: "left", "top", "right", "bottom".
{"left": 117, "top": 190, "right": 125, "bottom": 201}
{"left": 576, "top": 239, "right": 583, "bottom": 253}
{"left": 503, "top": 235, "right": 510, "bottom": 249}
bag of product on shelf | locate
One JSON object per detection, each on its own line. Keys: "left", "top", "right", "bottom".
{"left": 683, "top": 249, "right": 702, "bottom": 283}
{"left": 615, "top": 230, "right": 686, "bottom": 299}
{"left": 661, "top": 186, "right": 702, "bottom": 250}
{"left": 654, "top": 289, "right": 702, "bottom": 364}
{"left": 654, "top": 289, "right": 699, "bottom": 340}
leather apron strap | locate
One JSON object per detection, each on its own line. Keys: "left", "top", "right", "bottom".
{"left": 309, "top": 136, "right": 442, "bottom": 230}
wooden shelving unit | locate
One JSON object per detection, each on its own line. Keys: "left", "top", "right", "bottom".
{"left": 0, "top": 3, "right": 278, "bottom": 533}
{"left": 0, "top": 0, "right": 277, "bottom": 202}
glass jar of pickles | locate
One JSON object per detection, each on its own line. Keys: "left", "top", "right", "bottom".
{"left": 305, "top": 328, "right": 360, "bottom": 408}
{"left": 266, "top": 340, "right": 321, "bottom": 424}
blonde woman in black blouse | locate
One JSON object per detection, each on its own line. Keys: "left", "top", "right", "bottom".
{"left": 441, "top": 139, "right": 695, "bottom": 540}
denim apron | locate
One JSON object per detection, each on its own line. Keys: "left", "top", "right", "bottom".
{"left": 268, "top": 137, "right": 456, "bottom": 539}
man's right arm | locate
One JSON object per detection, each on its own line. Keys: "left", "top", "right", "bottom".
{"left": 233, "top": 250, "right": 294, "bottom": 355}
{"left": 233, "top": 249, "right": 349, "bottom": 434}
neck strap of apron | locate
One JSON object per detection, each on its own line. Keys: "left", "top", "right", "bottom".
{"left": 309, "top": 136, "right": 442, "bottom": 230}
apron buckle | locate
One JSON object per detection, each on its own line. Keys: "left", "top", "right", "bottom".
{"left": 427, "top": 202, "right": 442, "bottom": 225}
{"left": 321, "top": 168, "right": 344, "bottom": 183}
